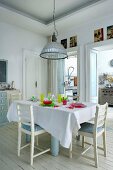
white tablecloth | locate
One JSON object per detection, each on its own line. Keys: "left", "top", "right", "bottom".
{"left": 7, "top": 101, "right": 96, "bottom": 148}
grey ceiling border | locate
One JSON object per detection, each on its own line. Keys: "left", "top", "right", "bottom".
{"left": 47, "top": 0, "right": 106, "bottom": 24}
{"left": 0, "top": 0, "right": 107, "bottom": 25}
{"left": 0, "top": 2, "right": 46, "bottom": 25}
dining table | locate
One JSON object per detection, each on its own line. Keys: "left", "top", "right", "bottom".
{"left": 7, "top": 100, "right": 96, "bottom": 156}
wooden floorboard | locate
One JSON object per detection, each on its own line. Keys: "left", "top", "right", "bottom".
{"left": 0, "top": 119, "right": 113, "bottom": 170}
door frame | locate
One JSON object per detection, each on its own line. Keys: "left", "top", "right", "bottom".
{"left": 85, "top": 39, "right": 113, "bottom": 102}
{"left": 86, "top": 47, "right": 98, "bottom": 102}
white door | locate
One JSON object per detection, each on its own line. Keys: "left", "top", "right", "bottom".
{"left": 23, "top": 49, "right": 48, "bottom": 100}
{"left": 25, "top": 55, "right": 37, "bottom": 99}
{"left": 86, "top": 48, "right": 98, "bottom": 103}
{"left": 23, "top": 50, "right": 38, "bottom": 99}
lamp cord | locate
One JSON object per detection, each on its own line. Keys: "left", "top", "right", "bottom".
{"left": 53, "top": 0, "right": 58, "bottom": 36}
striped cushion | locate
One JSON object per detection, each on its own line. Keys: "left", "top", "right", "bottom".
{"left": 79, "top": 122, "right": 103, "bottom": 134}
{"left": 22, "top": 124, "right": 43, "bottom": 131}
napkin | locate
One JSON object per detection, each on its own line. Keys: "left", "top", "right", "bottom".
{"left": 67, "top": 103, "right": 86, "bottom": 109}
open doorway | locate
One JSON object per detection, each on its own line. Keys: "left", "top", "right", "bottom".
{"left": 97, "top": 49, "right": 113, "bottom": 106}
{"left": 86, "top": 40, "right": 113, "bottom": 103}
{"left": 97, "top": 48, "right": 113, "bottom": 119}
{"left": 64, "top": 51, "right": 78, "bottom": 98}
{"left": 86, "top": 42, "right": 113, "bottom": 119}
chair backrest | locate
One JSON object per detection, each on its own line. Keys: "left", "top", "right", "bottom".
{"left": 94, "top": 102, "right": 108, "bottom": 132}
{"left": 67, "top": 95, "right": 79, "bottom": 101}
{"left": 73, "top": 95, "right": 79, "bottom": 101}
{"left": 10, "top": 92, "right": 22, "bottom": 105}
{"left": 17, "top": 103, "right": 34, "bottom": 132}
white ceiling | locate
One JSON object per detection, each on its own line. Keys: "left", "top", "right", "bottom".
{"left": 0, "top": 0, "right": 113, "bottom": 36}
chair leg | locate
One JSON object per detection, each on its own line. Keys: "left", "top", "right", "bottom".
{"left": 103, "top": 131, "right": 107, "bottom": 157}
{"left": 18, "top": 127, "right": 21, "bottom": 157}
{"left": 76, "top": 135, "right": 80, "bottom": 141}
{"left": 93, "top": 137, "right": 98, "bottom": 168}
{"left": 35, "top": 136, "right": 38, "bottom": 146}
{"left": 69, "top": 140, "right": 72, "bottom": 158}
{"left": 82, "top": 136, "right": 85, "bottom": 148}
{"left": 30, "top": 134, "right": 35, "bottom": 166}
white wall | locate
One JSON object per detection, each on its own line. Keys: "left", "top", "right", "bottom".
{"left": 58, "top": 13, "right": 113, "bottom": 101}
{"left": 98, "top": 50, "right": 113, "bottom": 75}
{"left": 58, "top": 13, "right": 113, "bottom": 46}
{"left": 1, "top": 11, "right": 113, "bottom": 100}
{"left": 0, "top": 22, "right": 47, "bottom": 91}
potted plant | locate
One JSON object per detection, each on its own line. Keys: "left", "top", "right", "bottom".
{"left": 62, "top": 96, "right": 68, "bottom": 105}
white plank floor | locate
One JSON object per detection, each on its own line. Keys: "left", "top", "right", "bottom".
{"left": 0, "top": 116, "right": 113, "bottom": 170}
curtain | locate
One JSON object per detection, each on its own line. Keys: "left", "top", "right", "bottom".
{"left": 48, "top": 60, "right": 64, "bottom": 96}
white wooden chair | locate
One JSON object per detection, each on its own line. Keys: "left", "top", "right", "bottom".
{"left": 78, "top": 102, "right": 108, "bottom": 168}
{"left": 17, "top": 103, "right": 50, "bottom": 166}
{"left": 10, "top": 92, "right": 22, "bottom": 105}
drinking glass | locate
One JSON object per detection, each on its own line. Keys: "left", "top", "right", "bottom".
{"left": 40, "top": 94, "right": 44, "bottom": 102}
{"left": 57, "top": 94, "right": 62, "bottom": 103}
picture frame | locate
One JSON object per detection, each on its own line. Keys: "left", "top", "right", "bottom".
{"left": 70, "top": 36, "right": 77, "bottom": 47}
{"left": 107, "top": 25, "right": 113, "bottom": 39}
{"left": 61, "top": 39, "right": 67, "bottom": 49}
{"left": 94, "top": 28, "right": 104, "bottom": 42}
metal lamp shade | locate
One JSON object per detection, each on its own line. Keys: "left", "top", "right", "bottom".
{"left": 40, "top": 42, "right": 68, "bottom": 60}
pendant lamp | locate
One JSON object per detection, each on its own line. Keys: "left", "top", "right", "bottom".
{"left": 40, "top": 0, "right": 68, "bottom": 60}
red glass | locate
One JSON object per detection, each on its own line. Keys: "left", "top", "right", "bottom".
{"left": 62, "top": 100, "right": 67, "bottom": 105}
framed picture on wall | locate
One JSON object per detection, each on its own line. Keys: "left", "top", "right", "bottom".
{"left": 61, "top": 39, "right": 67, "bottom": 49}
{"left": 107, "top": 25, "right": 113, "bottom": 39}
{"left": 94, "top": 28, "right": 104, "bottom": 42}
{"left": 70, "top": 36, "right": 77, "bottom": 47}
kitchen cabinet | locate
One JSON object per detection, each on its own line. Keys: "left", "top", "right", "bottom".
{"left": 99, "top": 88, "right": 113, "bottom": 105}
{"left": 0, "top": 91, "right": 8, "bottom": 125}
{"left": 0, "top": 89, "right": 21, "bottom": 125}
